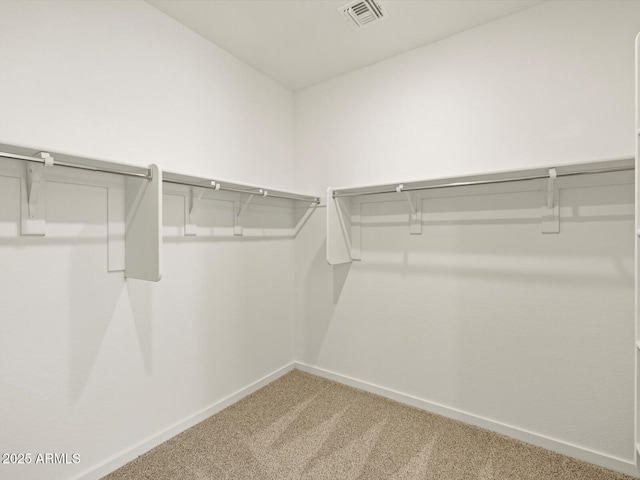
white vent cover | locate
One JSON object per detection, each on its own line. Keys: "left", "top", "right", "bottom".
{"left": 339, "top": 0, "right": 387, "bottom": 30}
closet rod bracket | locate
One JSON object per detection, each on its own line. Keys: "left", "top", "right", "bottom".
{"left": 396, "top": 184, "right": 422, "bottom": 234}
{"left": 22, "top": 152, "right": 53, "bottom": 236}
{"left": 541, "top": 168, "right": 559, "bottom": 234}
{"left": 234, "top": 189, "right": 269, "bottom": 236}
{"left": 185, "top": 186, "right": 206, "bottom": 236}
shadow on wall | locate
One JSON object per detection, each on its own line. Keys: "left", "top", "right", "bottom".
{"left": 69, "top": 270, "right": 153, "bottom": 404}
{"left": 69, "top": 242, "right": 122, "bottom": 403}
{"left": 333, "top": 261, "right": 350, "bottom": 304}
{"left": 64, "top": 183, "right": 153, "bottom": 402}
{"left": 403, "top": 188, "right": 631, "bottom": 286}
{"left": 301, "top": 237, "right": 351, "bottom": 365}
{"left": 160, "top": 188, "right": 312, "bottom": 240}
{"left": 126, "top": 279, "right": 153, "bottom": 375}
{"left": 304, "top": 181, "right": 635, "bottom": 459}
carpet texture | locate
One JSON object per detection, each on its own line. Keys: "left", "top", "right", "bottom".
{"left": 104, "top": 370, "right": 636, "bottom": 480}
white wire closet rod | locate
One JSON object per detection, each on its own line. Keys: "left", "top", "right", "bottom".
{"left": 331, "top": 157, "right": 635, "bottom": 198}
{"left": 0, "top": 150, "right": 152, "bottom": 180}
{"left": 163, "top": 171, "right": 321, "bottom": 204}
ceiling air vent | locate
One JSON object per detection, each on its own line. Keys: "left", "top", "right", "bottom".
{"left": 339, "top": 0, "right": 387, "bottom": 30}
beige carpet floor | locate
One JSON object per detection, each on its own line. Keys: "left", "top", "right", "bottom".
{"left": 104, "top": 370, "right": 636, "bottom": 480}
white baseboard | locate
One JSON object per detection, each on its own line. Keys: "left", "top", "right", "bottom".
{"left": 294, "top": 362, "right": 638, "bottom": 478}
{"left": 70, "top": 360, "right": 638, "bottom": 479}
{"left": 72, "top": 362, "right": 296, "bottom": 480}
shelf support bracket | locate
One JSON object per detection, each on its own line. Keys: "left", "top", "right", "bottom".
{"left": 234, "top": 189, "right": 267, "bottom": 236}
{"left": 351, "top": 200, "right": 362, "bottom": 259}
{"left": 293, "top": 200, "right": 320, "bottom": 237}
{"left": 238, "top": 194, "right": 254, "bottom": 219}
{"left": 233, "top": 197, "right": 243, "bottom": 236}
{"left": 125, "top": 164, "right": 162, "bottom": 281}
{"left": 327, "top": 188, "right": 353, "bottom": 265}
{"left": 541, "top": 168, "right": 559, "bottom": 234}
{"left": 185, "top": 186, "right": 206, "bottom": 236}
{"left": 397, "top": 184, "right": 422, "bottom": 234}
{"left": 335, "top": 197, "right": 354, "bottom": 259}
{"left": 21, "top": 152, "right": 53, "bottom": 236}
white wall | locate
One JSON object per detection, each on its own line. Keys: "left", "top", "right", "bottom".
{"left": 0, "top": 0, "right": 294, "bottom": 188}
{"left": 295, "top": 1, "right": 639, "bottom": 475}
{"left": 0, "top": 2, "right": 296, "bottom": 480}
{"left": 295, "top": 1, "right": 638, "bottom": 195}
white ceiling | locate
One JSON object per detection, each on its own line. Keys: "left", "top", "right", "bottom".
{"left": 147, "top": 0, "right": 543, "bottom": 91}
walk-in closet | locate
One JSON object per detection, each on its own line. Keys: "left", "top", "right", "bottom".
{"left": 1, "top": 1, "right": 639, "bottom": 479}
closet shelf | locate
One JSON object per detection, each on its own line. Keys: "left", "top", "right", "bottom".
{"left": 326, "top": 157, "right": 635, "bottom": 265}
{"left": 331, "top": 158, "right": 634, "bottom": 198}
{"left": 0, "top": 146, "right": 319, "bottom": 205}
{"left": 0, "top": 144, "right": 162, "bottom": 281}
{"left": 0, "top": 141, "right": 319, "bottom": 282}
{"left": 0, "top": 146, "right": 151, "bottom": 180}
{"left": 163, "top": 171, "right": 320, "bottom": 204}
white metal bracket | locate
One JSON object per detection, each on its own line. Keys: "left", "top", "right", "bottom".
{"left": 233, "top": 197, "right": 243, "bottom": 236}
{"left": 396, "top": 184, "right": 422, "bottom": 234}
{"left": 234, "top": 189, "right": 267, "bottom": 236}
{"left": 185, "top": 186, "right": 206, "bottom": 236}
{"left": 125, "top": 164, "right": 162, "bottom": 281}
{"left": 21, "top": 152, "right": 53, "bottom": 236}
{"left": 238, "top": 194, "right": 254, "bottom": 219}
{"left": 350, "top": 201, "right": 362, "bottom": 260}
{"left": 327, "top": 187, "right": 353, "bottom": 265}
{"left": 335, "top": 197, "right": 354, "bottom": 258}
{"left": 293, "top": 200, "right": 320, "bottom": 237}
{"left": 541, "top": 168, "right": 560, "bottom": 234}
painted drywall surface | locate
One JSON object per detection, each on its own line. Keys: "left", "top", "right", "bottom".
{"left": 295, "top": 185, "right": 634, "bottom": 464}
{"left": 294, "top": 0, "right": 638, "bottom": 470}
{"left": 0, "top": 0, "right": 294, "bottom": 190}
{"left": 0, "top": 2, "right": 295, "bottom": 480}
{"left": 295, "top": 1, "right": 640, "bottom": 196}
